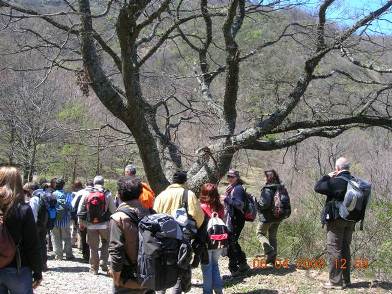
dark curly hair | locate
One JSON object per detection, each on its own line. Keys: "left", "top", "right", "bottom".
{"left": 264, "top": 169, "right": 281, "bottom": 185}
{"left": 117, "top": 176, "right": 142, "bottom": 202}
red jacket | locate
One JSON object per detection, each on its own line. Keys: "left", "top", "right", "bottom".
{"left": 200, "top": 203, "right": 224, "bottom": 219}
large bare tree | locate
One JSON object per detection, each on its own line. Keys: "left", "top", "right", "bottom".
{"left": 1, "top": 0, "right": 392, "bottom": 192}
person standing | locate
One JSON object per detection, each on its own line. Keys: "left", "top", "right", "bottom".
{"left": 223, "top": 169, "right": 250, "bottom": 277}
{"left": 70, "top": 180, "right": 84, "bottom": 248}
{"left": 199, "top": 183, "right": 225, "bottom": 294}
{"left": 46, "top": 177, "right": 57, "bottom": 252}
{"left": 0, "top": 166, "right": 43, "bottom": 293}
{"left": 51, "top": 178, "right": 74, "bottom": 260}
{"left": 30, "top": 182, "right": 53, "bottom": 271}
{"left": 153, "top": 171, "right": 205, "bottom": 294}
{"left": 315, "top": 157, "right": 355, "bottom": 290}
{"left": 124, "top": 164, "right": 137, "bottom": 178}
{"left": 109, "top": 176, "right": 153, "bottom": 294}
{"left": 256, "top": 170, "right": 287, "bottom": 264}
{"left": 75, "top": 180, "right": 94, "bottom": 262}
{"left": 79, "top": 176, "right": 116, "bottom": 275}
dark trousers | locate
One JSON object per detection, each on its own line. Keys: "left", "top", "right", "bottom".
{"left": 37, "top": 229, "right": 48, "bottom": 269}
{"left": 326, "top": 219, "right": 355, "bottom": 285}
{"left": 112, "top": 285, "right": 148, "bottom": 294}
{"left": 228, "top": 217, "right": 247, "bottom": 272}
{"left": 156, "top": 279, "right": 182, "bottom": 294}
{"left": 80, "top": 228, "right": 89, "bottom": 261}
{"left": 47, "top": 231, "right": 53, "bottom": 251}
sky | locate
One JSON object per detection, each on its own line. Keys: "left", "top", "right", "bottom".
{"left": 257, "top": 0, "right": 392, "bottom": 35}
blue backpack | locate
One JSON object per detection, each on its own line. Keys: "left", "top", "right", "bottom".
{"left": 53, "top": 190, "right": 71, "bottom": 222}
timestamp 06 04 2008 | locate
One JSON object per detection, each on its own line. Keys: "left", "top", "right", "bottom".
{"left": 251, "top": 256, "right": 369, "bottom": 270}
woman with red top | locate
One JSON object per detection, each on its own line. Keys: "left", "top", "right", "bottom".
{"left": 200, "top": 183, "right": 225, "bottom": 294}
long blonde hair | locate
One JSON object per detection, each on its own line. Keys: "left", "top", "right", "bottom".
{"left": 0, "top": 166, "right": 25, "bottom": 217}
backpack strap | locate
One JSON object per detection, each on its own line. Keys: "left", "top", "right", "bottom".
{"left": 116, "top": 207, "right": 139, "bottom": 224}
{"left": 182, "top": 189, "right": 189, "bottom": 214}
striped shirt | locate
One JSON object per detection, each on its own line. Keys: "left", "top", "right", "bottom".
{"left": 53, "top": 190, "right": 73, "bottom": 228}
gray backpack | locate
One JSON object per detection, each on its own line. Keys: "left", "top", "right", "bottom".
{"left": 137, "top": 213, "right": 191, "bottom": 291}
{"left": 336, "top": 176, "right": 371, "bottom": 230}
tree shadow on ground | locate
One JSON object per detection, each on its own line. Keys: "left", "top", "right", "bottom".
{"left": 349, "top": 281, "right": 392, "bottom": 290}
{"left": 222, "top": 264, "right": 297, "bottom": 288}
{"left": 49, "top": 266, "right": 89, "bottom": 273}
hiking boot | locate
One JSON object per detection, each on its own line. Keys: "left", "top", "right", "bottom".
{"left": 230, "top": 269, "right": 241, "bottom": 278}
{"left": 66, "top": 255, "right": 75, "bottom": 261}
{"left": 89, "top": 268, "right": 98, "bottom": 275}
{"left": 266, "top": 254, "right": 277, "bottom": 265}
{"left": 54, "top": 255, "right": 63, "bottom": 261}
{"left": 323, "top": 281, "right": 344, "bottom": 290}
{"left": 343, "top": 281, "right": 352, "bottom": 288}
{"left": 238, "top": 262, "right": 251, "bottom": 273}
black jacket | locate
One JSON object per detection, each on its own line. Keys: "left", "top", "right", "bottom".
{"left": 314, "top": 171, "right": 351, "bottom": 202}
{"left": 5, "top": 203, "right": 42, "bottom": 280}
{"left": 257, "top": 184, "right": 281, "bottom": 223}
{"left": 314, "top": 171, "right": 351, "bottom": 223}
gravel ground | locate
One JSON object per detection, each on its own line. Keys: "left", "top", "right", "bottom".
{"left": 36, "top": 248, "right": 391, "bottom": 294}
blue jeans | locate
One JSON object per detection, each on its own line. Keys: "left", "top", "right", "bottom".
{"left": 0, "top": 267, "right": 33, "bottom": 294}
{"left": 201, "top": 249, "right": 223, "bottom": 294}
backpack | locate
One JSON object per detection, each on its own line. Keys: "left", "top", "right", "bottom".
{"left": 117, "top": 209, "right": 188, "bottom": 291}
{"left": 47, "top": 193, "right": 58, "bottom": 230}
{"left": 206, "top": 212, "right": 229, "bottom": 250}
{"left": 139, "top": 183, "right": 155, "bottom": 209}
{"left": 271, "top": 185, "right": 291, "bottom": 221}
{"left": 71, "top": 192, "right": 83, "bottom": 221}
{"left": 32, "top": 189, "right": 49, "bottom": 231}
{"left": 86, "top": 189, "right": 108, "bottom": 224}
{"left": 243, "top": 190, "right": 257, "bottom": 222}
{"left": 0, "top": 210, "right": 16, "bottom": 268}
{"left": 54, "top": 190, "right": 70, "bottom": 222}
{"left": 336, "top": 176, "right": 371, "bottom": 230}
{"left": 173, "top": 189, "right": 197, "bottom": 237}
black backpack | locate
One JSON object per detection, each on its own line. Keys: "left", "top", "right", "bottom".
{"left": 117, "top": 209, "right": 190, "bottom": 291}
{"left": 32, "top": 189, "right": 51, "bottom": 231}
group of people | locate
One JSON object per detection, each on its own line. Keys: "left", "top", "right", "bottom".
{"left": 0, "top": 157, "right": 368, "bottom": 293}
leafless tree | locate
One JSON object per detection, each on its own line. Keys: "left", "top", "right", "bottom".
{"left": 0, "top": 74, "right": 57, "bottom": 180}
{"left": 1, "top": 0, "right": 392, "bottom": 192}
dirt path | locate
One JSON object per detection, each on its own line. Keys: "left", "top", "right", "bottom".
{"left": 35, "top": 249, "right": 391, "bottom": 294}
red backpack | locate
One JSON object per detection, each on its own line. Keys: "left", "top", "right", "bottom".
{"left": 0, "top": 210, "right": 16, "bottom": 268}
{"left": 86, "top": 189, "right": 108, "bottom": 224}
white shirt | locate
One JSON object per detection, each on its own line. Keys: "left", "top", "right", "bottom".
{"left": 77, "top": 185, "right": 116, "bottom": 230}
{"left": 29, "top": 196, "right": 40, "bottom": 223}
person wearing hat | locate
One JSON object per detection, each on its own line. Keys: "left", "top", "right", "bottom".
{"left": 153, "top": 170, "right": 204, "bottom": 294}
{"left": 223, "top": 169, "right": 250, "bottom": 277}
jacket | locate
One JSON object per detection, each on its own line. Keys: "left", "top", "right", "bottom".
{"left": 257, "top": 184, "right": 281, "bottom": 223}
{"left": 78, "top": 185, "right": 116, "bottom": 229}
{"left": 314, "top": 171, "right": 351, "bottom": 202}
{"left": 314, "top": 171, "right": 351, "bottom": 222}
{"left": 4, "top": 203, "right": 42, "bottom": 281}
{"left": 153, "top": 184, "right": 204, "bottom": 228}
{"left": 224, "top": 183, "right": 245, "bottom": 232}
{"left": 200, "top": 203, "right": 225, "bottom": 220}
{"left": 109, "top": 200, "right": 151, "bottom": 288}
